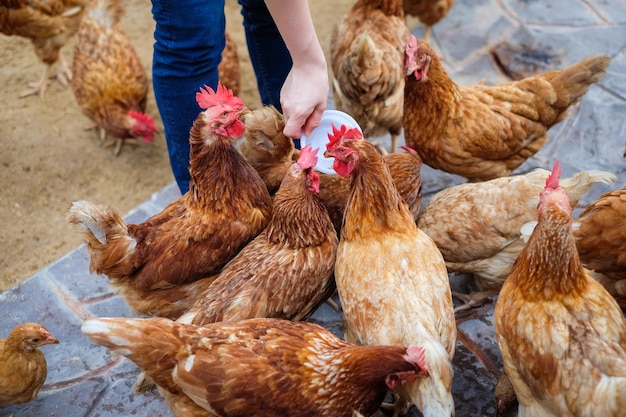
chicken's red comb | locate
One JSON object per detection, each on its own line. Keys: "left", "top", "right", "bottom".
{"left": 297, "top": 144, "right": 318, "bottom": 170}
{"left": 406, "top": 34, "right": 418, "bottom": 59}
{"left": 196, "top": 82, "right": 243, "bottom": 109}
{"left": 405, "top": 345, "right": 428, "bottom": 373}
{"left": 129, "top": 111, "right": 157, "bottom": 131}
{"left": 326, "top": 123, "right": 363, "bottom": 150}
{"left": 545, "top": 160, "right": 562, "bottom": 190}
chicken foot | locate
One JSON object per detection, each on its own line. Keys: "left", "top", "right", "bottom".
{"left": 452, "top": 289, "right": 497, "bottom": 313}
{"left": 19, "top": 57, "right": 72, "bottom": 99}
{"left": 103, "top": 137, "right": 140, "bottom": 156}
{"left": 82, "top": 123, "right": 138, "bottom": 156}
{"left": 54, "top": 56, "right": 73, "bottom": 86}
{"left": 20, "top": 64, "right": 52, "bottom": 99}
{"left": 379, "top": 392, "right": 411, "bottom": 417}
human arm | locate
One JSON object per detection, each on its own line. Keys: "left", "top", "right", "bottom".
{"left": 264, "top": 0, "right": 328, "bottom": 139}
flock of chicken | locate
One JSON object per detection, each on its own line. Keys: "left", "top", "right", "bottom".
{"left": 1, "top": 0, "right": 625, "bottom": 416}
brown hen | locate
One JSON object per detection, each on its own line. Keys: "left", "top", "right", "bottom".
{"left": 0, "top": 323, "right": 59, "bottom": 406}
{"left": 71, "top": 0, "right": 156, "bottom": 155}
{"left": 494, "top": 161, "right": 626, "bottom": 417}
{"left": 404, "top": 35, "right": 611, "bottom": 182}
{"left": 82, "top": 316, "right": 428, "bottom": 417}
{"left": 574, "top": 187, "right": 626, "bottom": 310}
{"left": 0, "top": 0, "right": 89, "bottom": 98}
{"left": 330, "top": 0, "right": 409, "bottom": 153}
{"left": 67, "top": 83, "right": 273, "bottom": 301}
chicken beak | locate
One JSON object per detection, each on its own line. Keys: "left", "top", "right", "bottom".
{"left": 47, "top": 335, "right": 60, "bottom": 345}
{"left": 41, "top": 328, "right": 60, "bottom": 345}
{"left": 239, "top": 107, "right": 251, "bottom": 123}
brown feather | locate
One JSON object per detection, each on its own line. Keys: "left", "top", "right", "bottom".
{"left": 128, "top": 153, "right": 338, "bottom": 321}
{"left": 328, "top": 135, "right": 456, "bottom": 416}
{"left": 417, "top": 168, "right": 616, "bottom": 292}
{"left": 403, "top": 0, "right": 454, "bottom": 27}
{"left": 0, "top": 0, "right": 89, "bottom": 96}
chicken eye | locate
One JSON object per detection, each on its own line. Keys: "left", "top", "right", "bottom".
{"left": 31, "top": 338, "right": 41, "bottom": 343}
{"left": 222, "top": 111, "right": 228, "bottom": 118}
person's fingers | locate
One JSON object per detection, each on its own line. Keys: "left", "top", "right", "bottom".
{"left": 282, "top": 114, "right": 303, "bottom": 139}
{"left": 301, "top": 106, "right": 324, "bottom": 138}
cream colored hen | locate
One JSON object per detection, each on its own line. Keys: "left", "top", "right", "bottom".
{"left": 417, "top": 168, "right": 616, "bottom": 311}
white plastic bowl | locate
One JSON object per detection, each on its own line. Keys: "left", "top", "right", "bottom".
{"left": 300, "top": 110, "right": 363, "bottom": 174}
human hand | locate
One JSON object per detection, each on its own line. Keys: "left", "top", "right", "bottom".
{"left": 280, "top": 63, "right": 329, "bottom": 139}
{"left": 263, "top": 0, "right": 328, "bottom": 138}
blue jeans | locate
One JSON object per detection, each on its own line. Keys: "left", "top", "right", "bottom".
{"left": 151, "top": 0, "right": 292, "bottom": 194}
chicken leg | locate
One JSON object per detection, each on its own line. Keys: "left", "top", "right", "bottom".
{"left": 20, "top": 57, "right": 72, "bottom": 99}
{"left": 452, "top": 289, "right": 496, "bottom": 313}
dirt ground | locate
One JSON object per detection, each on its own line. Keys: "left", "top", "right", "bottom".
{"left": 0, "top": 0, "right": 360, "bottom": 290}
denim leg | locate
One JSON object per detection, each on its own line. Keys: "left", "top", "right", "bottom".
{"left": 151, "top": 0, "right": 225, "bottom": 194}
{"left": 238, "top": 0, "right": 291, "bottom": 112}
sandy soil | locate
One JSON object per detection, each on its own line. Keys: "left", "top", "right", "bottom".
{"left": 0, "top": 0, "right": 356, "bottom": 290}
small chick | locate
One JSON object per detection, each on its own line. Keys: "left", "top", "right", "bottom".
{"left": 0, "top": 323, "right": 59, "bottom": 406}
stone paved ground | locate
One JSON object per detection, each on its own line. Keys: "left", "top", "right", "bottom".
{"left": 1, "top": 0, "right": 625, "bottom": 416}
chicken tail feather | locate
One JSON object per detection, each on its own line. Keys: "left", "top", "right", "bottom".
{"left": 82, "top": 317, "right": 180, "bottom": 354}
{"left": 560, "top": 169, "right": 617, "bottom": 206}
{"left": 67, "top": 200, "right": 136, "bottom": 277}
{"left": 67, "top": 200, "right": 126, "bottom": 244}
{"left": 88, "top": 0, "right": 125, "bottom": 25}
{"left": 548, "top": 55, "right": 610, "bottom": 109}
{"left": 82, "top": 317, "right": 183, "bottom": 390}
